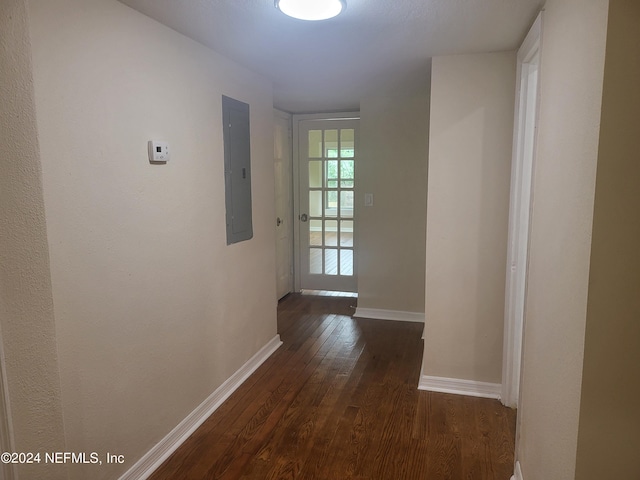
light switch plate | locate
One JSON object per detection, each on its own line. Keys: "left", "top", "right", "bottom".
{"left": 364, "top": 193, "right": 374, "bottom": 207}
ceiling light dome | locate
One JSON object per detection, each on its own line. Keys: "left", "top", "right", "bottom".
{"left": 275, "top": 0, "right": 346, "bottom": 21}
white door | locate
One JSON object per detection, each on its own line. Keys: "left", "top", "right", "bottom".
{"left": 274, "top": 110, "right": 293, "bottom": 299}
{"left": 502, "top": 14, "right": 542, "bottom": 408}
{"left": 296, "top": 117, "right": 358, "bottom": 292}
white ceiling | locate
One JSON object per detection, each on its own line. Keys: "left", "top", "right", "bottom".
{"left": 119, "top": 0, "right": 544, "bottom": 113}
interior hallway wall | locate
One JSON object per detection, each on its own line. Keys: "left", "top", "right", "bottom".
{"left": 357, "top": 94, "right": 429, "bottom": 315}
{"left": 0, "top": 1, "right": 67, "bottom": 478}
{"left": 27, "top": 0, "right": 277, "bottom": 478}
{"left": 424, "top": 52, "right": 515, "bottom": 385}
{"left": 515, "top": 0, "right": 609, "bottom": 478}
{"left": 575, "top": 0, "right": 640, "bottom": 477}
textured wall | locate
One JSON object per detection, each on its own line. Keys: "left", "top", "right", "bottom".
{"left": 575, "top": 0, "right": 640, "bottom": 477}
{"left": 27, "top": 0, "right": 277, "bottom": 478}
{"left": 357, "top": 94, "right": 429, "bottom": 314}
{"left": 515, "top": 0, "right": 609, "bottom": 478}
{"left": 424, "top": 52, "right": 515, "bottom": 384}
{"left": 0, "top": 0, "right": 67, "bottom": 478}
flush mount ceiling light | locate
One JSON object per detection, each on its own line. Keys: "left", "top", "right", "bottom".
{"left": 275, "top": 0, "right": 346, "bottom": 21}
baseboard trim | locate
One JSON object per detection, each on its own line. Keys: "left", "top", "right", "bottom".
{"left": 354, "top": 307, "right": 425, "bottom": 323}
{"left": 418, "top": 375, "right": 501, "bottom": 400}
{"left": 119, "top": 335, "right": 283, "bottom": 480}
{"left": 511, "top": 460, "right": 523, "bottom": 480}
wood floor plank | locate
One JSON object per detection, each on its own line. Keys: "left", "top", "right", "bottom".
{"left": 203, "top": 320, "right": 350, "bottom": 478}
{"left": 246, "top": 320, "right": 363, "bottom": 479}
{"left": 149, "top": 294, "right": 516, "bottom": 480}
{"left": 427, "top": 433, "right": 463, "bottom": 479}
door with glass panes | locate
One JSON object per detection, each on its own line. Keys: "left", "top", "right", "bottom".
{"left": 298, "top": 118, "right": 358, "bottom": 292}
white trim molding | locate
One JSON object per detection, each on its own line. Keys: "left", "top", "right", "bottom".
{"left": 502, "top": 11, "right": 544, "bottom": 409}
{"left": 119, "top": 335, "right": 283, "bottom": 480}
{"left": 418, "top": 375, "right": 501, "bottom": 400}
{"left": 511, "top": 461, "right": 523, "bottom": 480}
{"left": 354, "top": 307, "right": 425, "bottom": 323}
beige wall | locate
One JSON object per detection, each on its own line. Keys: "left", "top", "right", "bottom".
{"left": 424, "top": 52, "right": 515, "bottom": 384}
{"left": 25, "top": 0, "right": 277, "bottom": 478}
{"left": 0, "top": 1, "right": 67, "bottom": 478}
{"left": 515, "top": 0, "right": 609, "bottom": 478}
{"left": 357, "top": 94, "right": 429, "bottom": 313}
{"left": 575, "top": 0, "right": 640, "bottom": 477}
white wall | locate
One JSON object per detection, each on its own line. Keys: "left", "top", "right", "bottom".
{"left": 357, "top": 94, "right": 429, "bottom": 314}
{"left": 424, "top": 52, "right": 515, "bottom": 385}
{"left": 574, "top": 0, "right": 640, "bottom": 478}
{"left": 515, "top": 0, "right": 609, "bottom": 478}
{"left": 0, "top": 1, "right": 67, "bottom": 478}
{"left": 26, "top": 0, "right": 277, "bottom": 478}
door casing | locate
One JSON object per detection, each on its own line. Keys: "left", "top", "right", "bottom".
{"left": 502, "top": 12, "right": 543, "bottom": 409}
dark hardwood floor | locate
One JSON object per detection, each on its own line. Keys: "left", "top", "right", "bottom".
{"left": 149, "top": 293, "right": 516, "bottom": 480}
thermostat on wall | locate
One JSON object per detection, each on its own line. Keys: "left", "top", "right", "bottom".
{"left": 148, "top": 141, "right": 170, "bottom": 163}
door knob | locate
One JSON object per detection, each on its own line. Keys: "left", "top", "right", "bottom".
{"left": 300, "top": 213, "right": 308, "bottom": 222}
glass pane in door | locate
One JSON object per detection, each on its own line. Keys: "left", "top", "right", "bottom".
{"left": 309, "top": 191, "right": 322, "bottom": 217}
{"left": 340, "top": 191, "right": 354, "bottom": 218}
{"left": 340, "top": 129, "right": 354, "bottom": 157}
{"left": 340, "top": 250, "right": 353, "bottom": 275}
{"left": 325, "top": 220, "right": 338, "bottom": 246}
{"left": 340, "top": 220, "right": 353, "bottom": 247}
{"left": 340, "top": 159, "right": 353, "bottom": 177}
{"left": 325, "top": 249, "right": 338, "bottom": 275}
{"left": 326, "top": 160, "right": 338, "bottom": 188}
{"left": 309, "top": 220, "right": 322, "bottom": 246}
{"left": 309, "top": 130, "right": 322, "bottom": 158}
{"left": 309, "top": 161, "right": 322, "bottom": 188}
{"left": 324, "top": 130, "right": 338, "bottom": 157}
{"left": 310, "top": 248, "right": 322, "bottom": 274}
{"left": 325, "top": 191, "right": 338, "bottom": 217}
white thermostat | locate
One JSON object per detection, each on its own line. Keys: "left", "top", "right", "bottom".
{"left": 148, "top": 141, "right": 170, "bottom": 163}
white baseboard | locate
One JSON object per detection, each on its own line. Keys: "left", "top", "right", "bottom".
{"left": 354, "top": 307, "right": 425, "bottom": 323}
{"left": 511, "top": 461, "right": 523, "bottom": 480}
{"left": 119, "top": 335, "right": 283, "bottom": 480}
{"left": 511, "top": 462, "right": 524, "bottom": 480}
{"left": 418, "top": 375, "right": 501, "bottom": 400}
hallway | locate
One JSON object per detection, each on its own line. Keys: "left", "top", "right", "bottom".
{"left": 150, "top": 294, "right": 516, "bottom": 479}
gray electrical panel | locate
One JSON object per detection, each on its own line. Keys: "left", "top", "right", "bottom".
{"left": 222, "top": 95, "right": 253, "bottom": 244}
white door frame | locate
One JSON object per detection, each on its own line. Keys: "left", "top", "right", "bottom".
{"left": 274, "top": 109, "right": 294, "bottom": 299}
{"left": 292, "top": 112, "right": 359, "bottom": 292}
{"left": 502, "top": 12, "right": 543, "bottom": 409}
